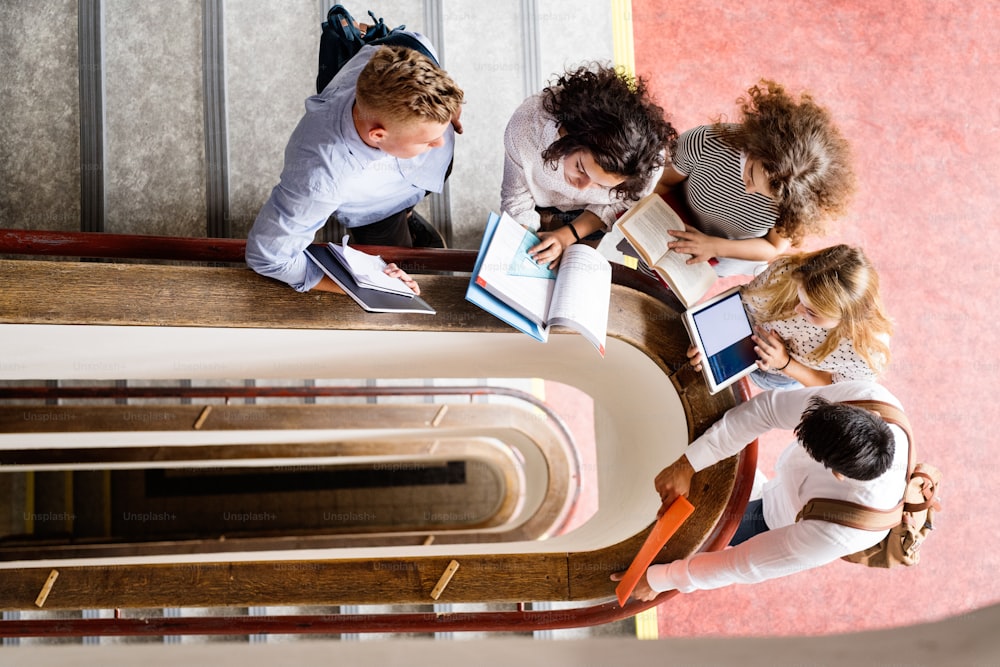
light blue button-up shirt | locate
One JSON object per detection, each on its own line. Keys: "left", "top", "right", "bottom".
{"left": 246, "top": 35, "right": 454, "bottom": 292}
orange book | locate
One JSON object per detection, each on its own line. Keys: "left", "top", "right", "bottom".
{"left": 615, "top": 496, "right": 695, "bottom": 606}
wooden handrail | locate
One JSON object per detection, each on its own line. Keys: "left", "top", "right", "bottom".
{"left": 0, "top": 228, "right": 477, "bottom": 273}
{"left": 0, "top": 235, "right": 754, "bottom": 633}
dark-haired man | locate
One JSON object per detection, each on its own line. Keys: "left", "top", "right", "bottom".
{"left": 613, "top": 381, "right": 906, "bottom": 599}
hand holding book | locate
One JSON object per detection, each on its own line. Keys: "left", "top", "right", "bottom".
{"left": 615, "top": 193, "right": 718, "bottom": 308}
{"left": 330, "top": 236, "right": 419, "bottom": 296}
{"left": 665, "top": 224, "right": 717, "bottom": 266}
{"left": 381, "top": 263, "right": 420, "bottom": 296}
{"left": 304, "top": 242, "right": 434, "bottom": 314}
{"left": 466, "top": 212, "right": 611, "bottom": 356}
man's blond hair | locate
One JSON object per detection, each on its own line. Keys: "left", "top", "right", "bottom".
{"left": 356, "top": 46, "right": 464, "bottom": 126}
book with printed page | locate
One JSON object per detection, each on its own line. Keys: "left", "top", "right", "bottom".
{"left": 328, "top": 236, "right": 415, "bottom": 297}
{"left": 465, "top": 211, "right": 611, "bottom": 357}
{"left": 304, "top": 243, "right": 435, "bottom": 314}
{"left": 616, "top": 193, "right": 718, "bottom": 308}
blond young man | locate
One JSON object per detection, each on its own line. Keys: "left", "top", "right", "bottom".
{"left": 247, "top": 36, "right": 464, "bottom": 295}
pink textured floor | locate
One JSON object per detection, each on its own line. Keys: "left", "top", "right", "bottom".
{"left": 628, "top": 1, "right": 1000, "bottom": 637}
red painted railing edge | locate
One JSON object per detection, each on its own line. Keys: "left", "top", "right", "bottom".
{"left": 0, "top": 228, "right": 477, "bottom": 272}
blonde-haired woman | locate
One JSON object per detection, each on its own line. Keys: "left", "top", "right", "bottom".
{"left": 689, "top": 245, "right": 892, "bottom": 388}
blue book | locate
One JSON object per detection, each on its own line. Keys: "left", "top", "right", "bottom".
{"left": 465, "top": 212, "right": 611, "bottom": 356}
{"left": 465, "top": 212, "right": 548, "bottom": 342}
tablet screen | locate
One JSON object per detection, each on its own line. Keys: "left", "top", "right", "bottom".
{"left": 690, "top": 291, "right": 757, "bottom": 385}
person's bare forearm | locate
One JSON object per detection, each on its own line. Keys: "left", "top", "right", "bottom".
{"left": 709, "top": 235, "right": 789, "bottom": 262}
{"left": 780, "top": 358, "right": 834, "bottom": 387}
{"left": 569, "top": 210, "right": 605, "bottom": 239}
{"left": 312, "top": 276, "right": 346, "bottom": 294}
{"left": 655, "top": 164, "right": 687, "bottom": 195}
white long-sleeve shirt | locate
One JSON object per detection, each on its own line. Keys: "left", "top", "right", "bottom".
{"left": 500, "top": 94, "right": 661, "bottom": 231}
{"left": 646, "top": 381, "right": 908, "bottom": 593}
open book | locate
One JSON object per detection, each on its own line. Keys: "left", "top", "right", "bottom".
{"left": 328, "top": 235, "right": 416, "bottom": 296}
{"left": 616, "top": 193, "right": 718, "bottom": 308}
{"left": 304, "top": 242, "right": 435, "bottom": 314}
{"left": 466, "top": 212, "right": 611, "bottom": 357}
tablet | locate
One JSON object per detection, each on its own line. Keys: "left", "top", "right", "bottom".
{"left": 682, "top": 286, "right": 758, "bottom": 394}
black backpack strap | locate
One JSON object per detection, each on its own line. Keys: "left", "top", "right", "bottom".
{"left": 316, "top": 4, "right": 366, "bottom": 94}
{"left": 367, "top": 31, "right": 438, "bottom": 66}
{"left": 359, "top": 9, "right": 393, "bottom": 42}
{"left": 316, "top": 6, "right": 435, "bottom": 94}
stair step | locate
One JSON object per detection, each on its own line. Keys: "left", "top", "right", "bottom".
{"left": 31, "top": 471, "right": 73, "bottom": 537}
{"left": 0, "top": 471, "right": 28, "bottom": 539}
{"left": 72, "top": 470, "right": 111, "bottom": 538}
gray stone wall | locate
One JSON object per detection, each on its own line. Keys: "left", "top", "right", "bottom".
{"left": 0, "top": 0, "right": 614, "bottom": 247}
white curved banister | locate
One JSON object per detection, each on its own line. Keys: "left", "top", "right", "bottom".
{"left": 0, "top": 324, "right": 689, "bottom": 567}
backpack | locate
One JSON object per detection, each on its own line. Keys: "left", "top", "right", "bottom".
{"left": 316, "top": 4, "right": 436, "bottom": 94}
{"left": 796, "top": 400, "right": 942, "bottom": 568}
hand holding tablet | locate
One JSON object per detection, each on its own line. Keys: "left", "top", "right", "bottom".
{"left": 682, "top": 286, "right": 759, "bottom": 394}
{"left": 751, "top": 327, "right": 791, "bottom": 371}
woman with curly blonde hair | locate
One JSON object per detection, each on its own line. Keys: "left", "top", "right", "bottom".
{"left": 659, "top": 80, "right": 855, "bottom": 277}
{"left": 689, "top": 245, "right": 892, "bottom": 388}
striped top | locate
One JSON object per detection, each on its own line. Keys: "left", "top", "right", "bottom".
{"left": 671, "top": 124, "right": 779, "bottom": 240}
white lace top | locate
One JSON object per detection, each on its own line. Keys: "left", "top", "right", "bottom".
{"left": 742, "top": 262, "right": 887, "bottom": 383}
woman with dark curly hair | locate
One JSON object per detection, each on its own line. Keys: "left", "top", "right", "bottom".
{"left": 659, "top": 80, "right": 855, "bottom": 277}
{"left": 502, "top": 64, "right": 678, "bottom": 267}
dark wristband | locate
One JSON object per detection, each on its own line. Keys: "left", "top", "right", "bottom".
{"left": 567, "top": 222, "right": 581, "bottom": 242}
